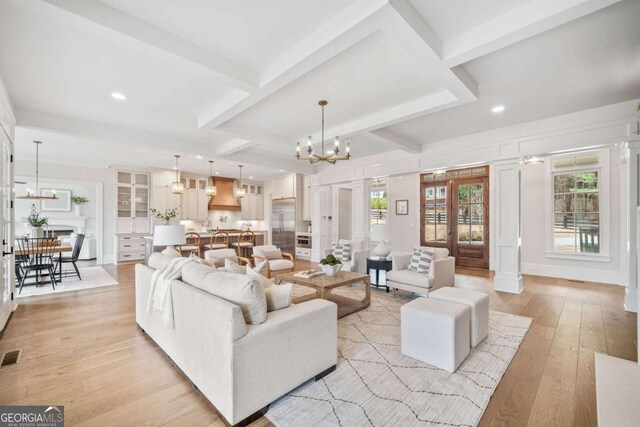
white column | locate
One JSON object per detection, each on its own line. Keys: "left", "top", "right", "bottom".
{"left": 624, "top": 141, "right": 640, "bottom": 313}
{"left": 351, "top": 179, "right": 371, "bottom": 245}
{"left": 492, "top": 160, "right": 523, "bottom": 294}
{"left": 310, "top": 184, "right": 331, "bottom": 263}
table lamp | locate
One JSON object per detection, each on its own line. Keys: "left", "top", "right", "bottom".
{"left": 371, "top": 224, "right": 392, "bottom": 258}
{"left": 153, "top": 224, "right": 186, "bottom": 257}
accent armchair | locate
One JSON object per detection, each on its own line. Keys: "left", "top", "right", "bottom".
{"left": 387, "top": 247, "right": 455, "bottom": 296}
{"left": 204, "top": 248, "right": 251, "bottom": 269}
{"left": 322, "top": 239, "right": 368, "bottom": 274}
{"left": 252, "top": 245, "right": 295, "bottom": 278}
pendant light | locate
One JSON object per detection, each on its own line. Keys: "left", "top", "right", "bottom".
{"left": 16, "top": 141, "right": 58, "bottom": 200}
{"left": 205, "top": 160, "right": 217, "bottom": 196}
{"left": 170, "top": 155, "right": 184, "bottom": 194}
{"left": 236, "top": 165, "right": 246, "bottom": 198}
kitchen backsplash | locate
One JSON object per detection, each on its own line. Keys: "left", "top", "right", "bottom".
{"left": 180, "top": 210, "right": 267, "bottom": 231}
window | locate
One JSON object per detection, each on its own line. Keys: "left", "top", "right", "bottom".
{"left": 547, "top": 150, "right": 607, "bottom": 257}
{"left": 423, "top": 185, "right": 447, "bottom": 243}
{"left": 370, "top": 180, "right": 387, "bottom": 225}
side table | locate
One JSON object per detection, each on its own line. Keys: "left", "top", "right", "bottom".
{"left": 367, "top": 257, "right": 393, "bottom": 293}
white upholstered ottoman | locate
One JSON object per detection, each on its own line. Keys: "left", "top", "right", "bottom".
{"left": 430, "top": 287, "right": 489, "bottom": 347}
{"left": 401, "top": 297, "right": 470, "bottom": 373}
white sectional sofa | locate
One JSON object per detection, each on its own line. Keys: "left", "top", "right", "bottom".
{"left": 135, "top": 256, "right": 337, "bottom": 426}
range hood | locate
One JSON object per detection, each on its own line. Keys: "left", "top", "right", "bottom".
{"left": 208, "top": 177, "right": 241, "bottom": 211}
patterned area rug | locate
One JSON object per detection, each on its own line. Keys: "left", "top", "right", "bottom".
{"left": 266, "top": 284, "right": 532, "bottom": 427}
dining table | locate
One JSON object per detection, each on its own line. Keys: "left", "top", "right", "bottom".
{"left": 15, "top": 241, "right": 73, "bottom": 285}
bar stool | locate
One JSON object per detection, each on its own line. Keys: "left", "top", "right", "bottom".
{"left": 231, "top": 231, "right": 255, "bottom": 259}
{"left": 180, "top": 232, "right": 201, "bottom": 257}
{"left": 203, "top": 231, "right": 229, "bottom": 251}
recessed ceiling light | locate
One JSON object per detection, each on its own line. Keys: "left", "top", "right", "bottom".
{"left": 491, "top": 105, "right": 505, "bottom": 113}
{"left": 249, "top": 176, "right": 253, "bottom": 179}
{"left": 196, "top": 155, "right": 202, "bottom": 159}
{"left": 279, "top": 170, "right": 285, "bottom": 172}
{"left": 173, "top": 166, "right": 178, "bottom": 170}
{"left": 111, "top": 92, "right": 126, "bottom": 101}
{"left": 215, "top": 172, "right": 220, "bottom": 175}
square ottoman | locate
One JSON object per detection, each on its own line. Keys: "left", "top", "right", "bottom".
{"left": 401, "top": 297, "right": 470, "bottom": 373}
{"left": 430, "top": 287, "right": 489, "bottom": 347}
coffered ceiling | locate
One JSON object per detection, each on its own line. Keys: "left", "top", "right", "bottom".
{"left": 0, "top": 0, "right": 637, "bottom": 177}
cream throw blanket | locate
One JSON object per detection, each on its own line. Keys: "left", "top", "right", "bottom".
{"left": 147, "top": 257, "right": 194, "bottom": 328}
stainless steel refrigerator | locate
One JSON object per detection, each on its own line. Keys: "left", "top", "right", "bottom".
{"left": 272, "top": 198, "right": 296, "bottom": 255}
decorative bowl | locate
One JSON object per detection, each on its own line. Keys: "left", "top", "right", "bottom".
{"left": 320, "top": 263, "right": 343, "bottom": 277}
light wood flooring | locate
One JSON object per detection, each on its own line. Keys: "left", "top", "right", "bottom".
{"left": 0, "top": 262, "right": 636, "bottom": 426}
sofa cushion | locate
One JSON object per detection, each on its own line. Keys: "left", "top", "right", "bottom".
{"left": 181, "top": 263, "right": 267, "bottom": 324}
{"left": 148, "top": 252, "right": 179, "bottom": 270}
{"left": 332, "top": 242, "right": 351, "bottom": 262}
{"left": 269, "top": 259, "right": 294, "bottom": 271}
{"left": 204, "top": 249, "right": 239, "bottom": 267}
{"left": 387, "top": 269, "right": 433, "bottom": 289}
{"left": 225, "top": 258, "right": 247, "bottom": 274}
{"left": 408, "top": 248, "right": 434, "bottom": 274}
{"left": 264, "top": 283, "right": 293, "bottom": 311}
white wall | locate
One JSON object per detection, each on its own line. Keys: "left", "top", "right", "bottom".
{"left": 14, "top": 178, "right": 98, "bottom": 236}
{"left": 521, "top": 147, "right": 622, "bottom": 284}
{"left": 387, "top": 174, "right": 420, "bottom": 252}
{"left": 14, "top": 160, "right": 114, "bottom": 264}
{"left": 311, "top": 99, "right": 639, "bottom": 286}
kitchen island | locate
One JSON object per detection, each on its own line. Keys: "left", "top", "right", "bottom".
{"left": 143, "top": 229, "right": 267, "bottom": 263}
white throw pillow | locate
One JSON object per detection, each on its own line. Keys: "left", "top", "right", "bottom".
{"left": 332, "top": 242, "right": 351, "bottom": 262}
{"left": 408, "top": 248, "right": 434, "bottom": 274}
{"left": 264, "top": 282, "right": 293, "bottom": 311}
{"left": 225, "top": 258, "right": 247, "bottom": 274}
{"left": 253, "top": 259, "right": 268, "bottom": 275}
{"left": 245, "top": 267, "right": 274, "bottom": 290}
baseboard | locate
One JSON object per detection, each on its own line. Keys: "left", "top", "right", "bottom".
{"left": 521, "top": 262, "right": 622, "bottom": 285}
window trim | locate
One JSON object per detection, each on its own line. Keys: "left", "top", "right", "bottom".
{"left": 544, "top": 148, "right": 610, "bottom": 261}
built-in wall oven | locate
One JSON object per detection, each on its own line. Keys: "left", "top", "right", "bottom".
{"left": 295, "top": 233, "right": 312, "bottom": 259}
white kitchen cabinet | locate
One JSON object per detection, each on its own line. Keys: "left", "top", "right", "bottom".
{"left": 115, "top": 170, "right": 150, "bottom": 234}
{"left": 180, "top": 176, "right": 209, "bottom": 221}
{"left": 272, "top": 174, "right": 297, "bottom": 199}
{"left": 151, "top": 173, "right": 181, "bottom": 224}
{"left": 240, "top": 183, "right": 264, "bottom": 220}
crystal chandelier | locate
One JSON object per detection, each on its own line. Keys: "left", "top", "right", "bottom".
{"left": 170, "top": 155, "right": 184, "bottom": 194}
{"left": 205, "top": 160, "right": 217, "bottom": 196}
{"left": 16, "top": 141, "right": 58, "bottom": 200}
{"left": 236, "top": 165, "right": 246, "bottom": 198}
{"left": 296, "top": 100, "right": 351, "bottom": 164}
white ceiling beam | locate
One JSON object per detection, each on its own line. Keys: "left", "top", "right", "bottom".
{"left": 197, "top": 0, "right": 390, "bottom": 130}
{"left": 309, "top": 90, "right": 459, "bottom": 144}
{"left": 215, "top": 138, "right": 256, "bottom": 156}
{"left": 7, "top": 0, "right": 258, "bottom": 92}
{"left": 443, "top": 0, "right": 623, "bottom": 67}
{"left": 368, "top": 129, "right": 421, "bottom": 154}
{"left": 217, "top": 122, "right": 293, "bottom": 154}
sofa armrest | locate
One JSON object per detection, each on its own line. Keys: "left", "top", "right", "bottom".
{"left": 232, "top": 299, "right": 337, "bottom": 423}
{"left": 429, "top": 256, "right": 455, "bottom": 288}
{"left": 391, "top": 252, "right": 412, "bottom": 271}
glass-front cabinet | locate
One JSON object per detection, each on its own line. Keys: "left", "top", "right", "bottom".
{"left": 115, "top": 170, "right": 150, "bottom": 234}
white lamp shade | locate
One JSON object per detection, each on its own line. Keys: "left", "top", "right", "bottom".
{"left": 371, "top": 224, "right": 392, "bottom": 242}
{"left": 153, "top": 224, "right": 186, "bottom": 246}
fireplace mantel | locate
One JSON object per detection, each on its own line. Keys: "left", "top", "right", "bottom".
{"left": 47, "top": 216, "right": 88, "bottom": 234}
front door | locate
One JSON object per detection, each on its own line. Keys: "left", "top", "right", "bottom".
{"left": 421, "top": 167, "right": 489, "bottom": 268}
{"left": 0, "top": 123, "right": 13, "bottom": 330}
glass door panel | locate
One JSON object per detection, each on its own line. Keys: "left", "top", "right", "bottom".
{"left": 423, "top": 184, "right": 448, "bottom": 246}
{"left": 117, "top": 186, "right": 132, "bottom": 218}
{"left": 134, "top": 187, "right": 149, "bottom": 218}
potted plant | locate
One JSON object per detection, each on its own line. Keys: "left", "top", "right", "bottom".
{"left": 71, "top": 196, "right": 89, "bottom": 216}
{"left": 26, "top": 211, "right": 48, "bottom": 238}
{"left": 319, "top": 254, "right": 343, "bottom": 277}
{"left": 151, "top": 207, "right": 180, "bottom": 224}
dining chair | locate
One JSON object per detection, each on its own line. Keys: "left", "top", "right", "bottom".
{"left": 231, "top": 231, "right": 255, "bottom": 259}
{"left": 203, "top": 231, "right": 229, "bottom": 251}
{"left": 180, "top": 232, "right": 201, "bottom": 257}
{"left": 16, "top": 237, "right": 58, "bottom": 294}
{"left": 55, "top": 234, "right": 85, "bottom": 280}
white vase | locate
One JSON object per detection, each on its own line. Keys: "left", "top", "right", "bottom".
{"left": 75, "top": 204, "right": 82, "bottom": 216}
{"left": 321, "top": 263, "right": 343, "bottom": 277}
{"left": 30, "top": 227, "right": 44, "bottom": 238}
